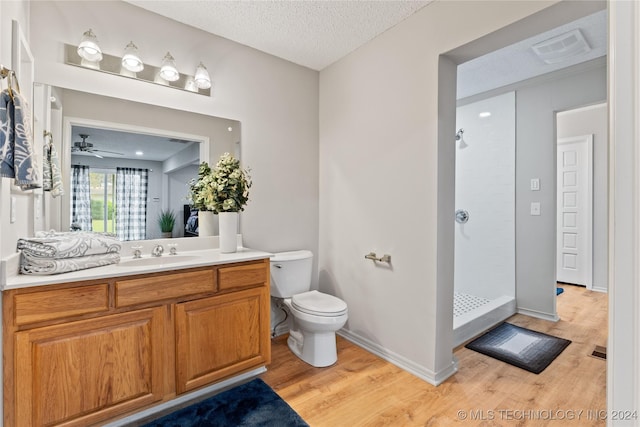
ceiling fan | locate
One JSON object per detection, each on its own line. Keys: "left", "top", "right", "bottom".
{"left": 71, "top": 134, "right": 124, "bottom": 158}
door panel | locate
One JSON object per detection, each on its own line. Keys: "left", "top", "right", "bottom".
{"left": 556, "top": 135, "right": 593, "bottom": 287}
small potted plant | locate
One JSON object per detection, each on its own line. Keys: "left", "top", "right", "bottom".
{"left": 158, "top": 209, "right": 176, "bottom": 238}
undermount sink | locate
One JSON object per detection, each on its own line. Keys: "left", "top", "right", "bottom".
{"left": 117, "top": 255, "right": 201, "bottom": 267}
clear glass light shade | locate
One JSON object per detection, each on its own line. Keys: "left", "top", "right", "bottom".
{"left": 194, "top": 62, "right": 211, "bottom": 89}
{"left": 77, "top": 29, "right": 103, "bottom": 62}
{"left": 121, "top": 42, "right": 144, "bottom": 73}
{"left": 159, "top": 52, "right": 179, "bottom": 82}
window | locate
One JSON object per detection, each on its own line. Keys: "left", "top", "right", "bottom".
{"left": 90, "top": 171, "right": 116, "bottom": 233}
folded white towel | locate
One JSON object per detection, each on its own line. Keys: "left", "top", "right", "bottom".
{"left": 17, "top": 231, "right": 121, "bottom": 259}
{"left": 20, "top": 252, "right": 120, "bottom": 275}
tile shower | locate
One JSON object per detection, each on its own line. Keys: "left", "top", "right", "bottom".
{"left": 453, "top": 92, "right": 517, "bottom": 347}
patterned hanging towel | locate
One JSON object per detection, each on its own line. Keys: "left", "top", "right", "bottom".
{"left": 0, "top": 88, "right": 41, "bottom": 190}
{"left": 43, "top": 132, "right": 64, "bottom": 197}
{"left": 0, "top": 90, "right": 12, "bottom": 178}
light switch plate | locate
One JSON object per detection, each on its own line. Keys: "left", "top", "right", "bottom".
{"left": 10, "top": 196, "right": 16, "bottom": 223}
{"left": 531, "top": 178, "right": 540, "bottom": 191}
{"left": 531, "top": 202, "right": 541, "bottom": 216}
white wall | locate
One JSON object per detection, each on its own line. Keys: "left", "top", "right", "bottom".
{"left": 319, "top": 0, "right": 560, "bottom": 384}
{"left": 17, "top": 1, "right": 319, "bottom": 277}
{"left": 455, "top": 92, "right": 515, "bottom": 301}
{"left": 514, "top": 61, "right": 606, "bottom": 319}
{"left": 557, "top": 103, "right": 608, "bottom": 292}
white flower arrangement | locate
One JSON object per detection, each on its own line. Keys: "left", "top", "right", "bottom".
{"left": 188, "top": 153, "right": 252, "bottom": 213}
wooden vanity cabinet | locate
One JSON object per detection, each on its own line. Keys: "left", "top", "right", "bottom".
{"left": 176, "top": 261, "right": 271, "bottom": 393}
{"left": 3, "top": 258, "right": 271, "bottom": 427}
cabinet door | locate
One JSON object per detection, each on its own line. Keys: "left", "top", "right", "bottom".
{"left": 175, "top": 286, "right": 270, "bottom": 393}
{"left": 14, "top": 307, "right": 166, "bottom": 427}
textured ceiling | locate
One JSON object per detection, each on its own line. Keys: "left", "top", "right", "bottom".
{"left": 125, "top": 0, "right": 432, "bottom": 70}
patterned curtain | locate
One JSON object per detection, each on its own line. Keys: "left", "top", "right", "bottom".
{"left": 116, "top": 167, "right": 148, "bottom": 241}
{"left": 70, "top": 165, "right": 92, "bottom": 232}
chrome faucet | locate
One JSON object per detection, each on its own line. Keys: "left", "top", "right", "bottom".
{"left": 132, "top": 246, "right": 142, "bottom": 259}
{"left": 152, "top": 244, "right": 164, "bottom": 257}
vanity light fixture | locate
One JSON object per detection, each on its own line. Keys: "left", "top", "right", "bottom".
{"left": 194, "top": 62, "right": 212, "bottom": 89}
{"left": 121, "top": 41, "right": 144, "bottom": 73}
{"left": 184, "top": 76, "right": 198, "bottom": 92}
{"left": 65, "top": 41, "right": 211, "bottom": 96}
{"left": 159, "top": 52, "right": 179, "bottom": 82}
{"left": 77, "top": 29, "right": 103, "bottom": 62}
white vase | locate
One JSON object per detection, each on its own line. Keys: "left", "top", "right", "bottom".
{"left": 198, "top": 211, "right": 216, "bottom": 237}
{"left": 218, "top": 211, "right": 238, "bottom": 253}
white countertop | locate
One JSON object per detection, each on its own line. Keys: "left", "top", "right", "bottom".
{"left": 1, "top": 236, "right": 273, "bottom": 290}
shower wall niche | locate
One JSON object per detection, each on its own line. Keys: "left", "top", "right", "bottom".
{"left": 453, "top": 91, "right": 516, "bottom": 347}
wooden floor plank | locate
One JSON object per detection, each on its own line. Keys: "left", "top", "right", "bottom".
{"left": 261, "top": 284, "right": 607, "bottom": 426}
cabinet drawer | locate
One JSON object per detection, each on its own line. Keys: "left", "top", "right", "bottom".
{"left": 14, "top": 284, "right": 109, "bottom": 326}
{"left": 116, "top": 269, "right": 215, "bottom": 307}
{"left": 218, "top": 261, "right": 268, "bottom": 291}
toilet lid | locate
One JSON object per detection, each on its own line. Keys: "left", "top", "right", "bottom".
{"left": 291, "top": 290, "right": 348, "bottom": 317}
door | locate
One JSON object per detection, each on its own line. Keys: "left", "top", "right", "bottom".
{"left": 556, "top": 135, "right": 593, "bottom": 287}
{"left": 175, "top": 286, "right": 269, "bottom": 394}
{"left": 14, "top": 307, "right": 166, "bottom": 427}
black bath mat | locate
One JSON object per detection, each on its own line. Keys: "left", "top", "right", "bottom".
{"left": 465, "top": 322, "right": 571, "bottom": 374}
{"left": 141, "top": 378, "right": 309, "bottom": 426}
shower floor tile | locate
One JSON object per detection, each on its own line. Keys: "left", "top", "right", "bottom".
{"left": 454, "top": 292, "right": 491, "bottom": 317}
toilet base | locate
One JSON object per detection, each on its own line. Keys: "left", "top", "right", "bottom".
{"left": 287, "top": 330, "right": 338, "bottom": 367}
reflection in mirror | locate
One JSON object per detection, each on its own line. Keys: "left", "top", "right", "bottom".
{"left": 37, "top": 86, "right": 240, "bottom": 241}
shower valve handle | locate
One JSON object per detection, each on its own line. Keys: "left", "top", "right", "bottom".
{"left": 455, "top": 209, "right": 469, "bottom": 224}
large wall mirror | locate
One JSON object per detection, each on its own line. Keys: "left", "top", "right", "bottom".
{"left": 35, "top": 85, "right": 240, "bottom": 241}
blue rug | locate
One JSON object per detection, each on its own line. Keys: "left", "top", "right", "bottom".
{"left": 142, "top": 378, "right": 309, "bottom": 427}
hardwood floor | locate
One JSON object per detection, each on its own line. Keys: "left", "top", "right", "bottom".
{"left": 261, "top": 285, "right": 607, "bottom": 426}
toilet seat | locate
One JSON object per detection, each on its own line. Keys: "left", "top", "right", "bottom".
{"left": 291, "top": 290, "right": 347, "bottom": 317}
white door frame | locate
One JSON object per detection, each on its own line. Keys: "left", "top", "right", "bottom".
{"left": 556, "top": 134, "right": 593, "bottom": 289}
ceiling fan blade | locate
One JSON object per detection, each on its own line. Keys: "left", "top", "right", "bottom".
{"left": 92, "top": 149, "right": 125, "bottom": 156}
{"left": 91, "top": 152, "right": 104, "bottom": 159}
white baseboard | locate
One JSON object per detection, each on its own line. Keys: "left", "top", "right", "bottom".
{"left": 516, "top": 306, "right": 559, "bottom": 322}
{"left": 337, "top": 329, "right": 457, "bottom": 386}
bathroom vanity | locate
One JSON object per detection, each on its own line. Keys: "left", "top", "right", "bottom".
{"left": 0, "top": 243, "right": 272, "bottom": 427}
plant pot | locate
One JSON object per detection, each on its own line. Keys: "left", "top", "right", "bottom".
{"left": 161, "top": 232, "right": 172, "bottom": 238}
{"left": 198, "top": 211, "right": 216, "bottom": 237}
{"left": 218, "top": 211, "right": 238, "bottom": 253}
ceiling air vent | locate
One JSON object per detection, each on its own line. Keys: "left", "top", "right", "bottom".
{"left": 531, "top": 29, "right": 591, "bottom": 64}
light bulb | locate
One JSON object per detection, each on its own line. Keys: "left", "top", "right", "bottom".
{"left": 77, "top": 29, "right": 103, "bottom": 62}
{"left": 122, "top": 41, "right": 144, "bottom": 73}
{"left": 160, "top": 52, "right": 179, "bottom": 82}
{"left": 194, "top": 62, "right": 211, "bottom": 89}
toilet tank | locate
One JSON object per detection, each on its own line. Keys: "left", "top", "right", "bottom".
{"left": 270, "top": 250, "right": 313, "bottom": 298}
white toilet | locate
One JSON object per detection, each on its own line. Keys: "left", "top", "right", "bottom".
{"left": 270, "top": 250, "right": 348, "bottom": 367}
